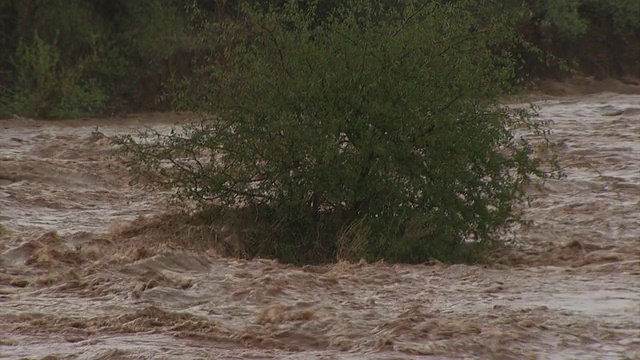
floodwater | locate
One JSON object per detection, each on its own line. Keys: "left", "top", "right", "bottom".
{"left": 1, "top": 91, "right": 639, "bottom": 359}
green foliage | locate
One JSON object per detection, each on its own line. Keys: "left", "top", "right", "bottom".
{"left": 591, "top": 0, "right": 640, "bottom": 35}
{"left": 0, "top": 0, "right": 190, "bottom": 118}
{"left": 528, "top": 0, "right": 640, "bottom": 37}
{"left": 5, "top": 33, "right": 106, "bottom": 119}
{"left": 112, "top": 0, "right": 559, "bottom": 264}
{"left": 535, "top": 0, "right": 588, "bottom": 36}
{"left": 2, "top": 0, "right": 638, "bottom": 118}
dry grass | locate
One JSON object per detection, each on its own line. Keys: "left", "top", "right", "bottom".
{"left": 105, "top": 209, "right": 259, "bottom": 259}
{"left": 107, "top": 212, "right": 214, "bottom": 249}
{"left": 0, "top": 223, "right": 12, "bottom": 238}
{"left": 335, "top": 217, "right": 372, "bottom": 262}
{"left": 255, "top": 304, "right": 316, "bottom": 325}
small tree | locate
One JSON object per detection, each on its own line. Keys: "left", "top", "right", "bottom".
{"left": 113, "top": 0, "right": 559, "bottom": 264}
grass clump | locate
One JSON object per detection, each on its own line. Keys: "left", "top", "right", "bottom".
{"left": 110, "top": 0, "right": 560, "bottom": 265}
{"left": 0, "top": 223, "right": 12, "bottom": 238}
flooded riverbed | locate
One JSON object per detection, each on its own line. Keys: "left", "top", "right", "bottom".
{"left": 1, "top": 92, "right": 639, "bottom": 359}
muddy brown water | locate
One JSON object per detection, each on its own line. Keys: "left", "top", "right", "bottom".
{"left": 1, "top": 94, "right": 639, "bottom": 359}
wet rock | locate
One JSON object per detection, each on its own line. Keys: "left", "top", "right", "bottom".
{"left": 601, "top": 106, "right": 624, "bottom": 116}
{"left": 600, "top": 105, "right": 640, "bottom": 116}
{"left": 64, "top": 335, "right": 86, "bottom": 343}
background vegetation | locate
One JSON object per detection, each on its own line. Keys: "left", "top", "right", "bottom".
{"left": 1, "top": 0, "right": 638, "bottom": 119}
{"left": 0, "top": 0, "right": 191, "bottom": 118}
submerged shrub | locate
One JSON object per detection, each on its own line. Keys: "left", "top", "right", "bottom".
{"left": 113, "top": 0, "right": 559, "bottom": 264}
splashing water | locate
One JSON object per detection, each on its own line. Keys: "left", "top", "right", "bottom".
{"left": 0, "top": 94, "right": 639, "bottom": 359}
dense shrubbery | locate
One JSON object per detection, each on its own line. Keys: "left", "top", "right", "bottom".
{"left": 1, "top": 0, "right": 639, "bottom": 118}
{"left": 527, "top": 0, "right": 640, "bottom": 36}
{"left": 111, "top": 0, "right": 561, "bottom": 264}
{"left": 0, "top": 0, "right": 189, "bottom": 118}
{"left": 516, "top": 0, "right": 640, "bottom": 78}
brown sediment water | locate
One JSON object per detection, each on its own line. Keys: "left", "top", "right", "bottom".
{"left": 0, "top": 92, "right": 639, "bottom": 359}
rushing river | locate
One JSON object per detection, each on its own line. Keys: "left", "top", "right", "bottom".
{"left": 0, "top": 93, "right": 639, "bottom": 359}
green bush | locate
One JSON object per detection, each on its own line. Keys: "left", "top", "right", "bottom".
{"left": 526, "top": 0, "right": 640, "bottom": 37}
{"left": 510, "top": 0, "right": 640, "bottom": 78}
{"left": 112, "top": 0, "right": 559, "bottom": 264}
{"left": 5, "top": 33, "right": 107, "bottom": 119}
{"left": 0, "top": 0, "right": 190, "bottom": 118}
